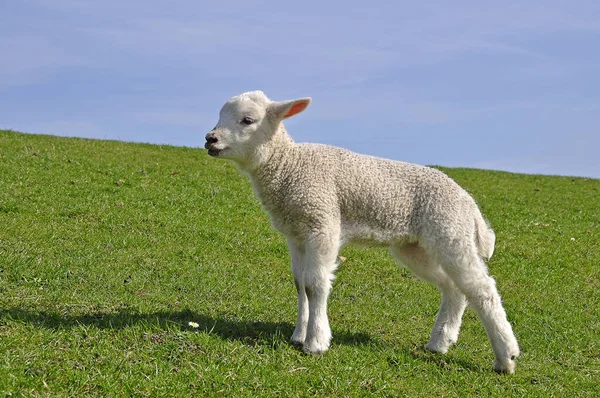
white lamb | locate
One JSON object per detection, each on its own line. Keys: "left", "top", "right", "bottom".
{"left": 204, "top": 91, "right": 520, "bottom": 373}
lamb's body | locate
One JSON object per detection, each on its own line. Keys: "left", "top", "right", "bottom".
{"left": 205, "top": 90, "right": 519, "bottom": 373}
{"left": 252, "top": 142, "right": 492, "bottom": 257}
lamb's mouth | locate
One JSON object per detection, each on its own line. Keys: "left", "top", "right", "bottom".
{"left": 204, "top": 143, "right": 227, "bottom": 157}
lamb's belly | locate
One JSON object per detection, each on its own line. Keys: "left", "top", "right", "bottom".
{"left": 341, "top": 222, "right": 411, "bottom": 247}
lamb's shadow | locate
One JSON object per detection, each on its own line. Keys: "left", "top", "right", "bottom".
{"left": 0, "top": 307, "right": 371, "bottom": 348}
{"left": 386, "top": 344, "right": 484, "bottom": 373}
{"left": 1, "top": 308, "right": 488, "bottom": 370}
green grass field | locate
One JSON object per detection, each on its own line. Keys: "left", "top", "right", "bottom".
{"left": 0, "top": 129, "right": 598, "bottom": 396}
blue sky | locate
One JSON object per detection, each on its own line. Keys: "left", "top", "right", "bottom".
{"left": 1, "top": 0, "right": 599, "bottom": 178}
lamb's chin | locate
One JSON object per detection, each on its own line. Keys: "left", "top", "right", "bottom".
{"left": 207, "top": 147, "right": 230, "bottom": 157}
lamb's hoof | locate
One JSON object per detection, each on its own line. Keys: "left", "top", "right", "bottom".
{"left": 303, "top": 347, "right": 327, "bottom": 356}
{"left": 425, "top": 341, "right": 450, "bottom": 354}
{"left": 303, "top": 339, "right": 330, "bottom": 356}
{"left": 290, "top": 330, "right": 306, "bottom": 347}
{"left": 493, "top": 355, "right": 517, "bottom": 374}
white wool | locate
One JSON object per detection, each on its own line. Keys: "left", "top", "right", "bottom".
{"left": 205, "top": 91, "right": 520, "bottom": 373}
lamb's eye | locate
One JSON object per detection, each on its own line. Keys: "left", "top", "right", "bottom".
{"left": 241, "top": 116, "right": 255, "bottom": 125}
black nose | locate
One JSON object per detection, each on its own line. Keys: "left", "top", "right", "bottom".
{"left": 206, "top": 135, "right": 218, "bottom": 144}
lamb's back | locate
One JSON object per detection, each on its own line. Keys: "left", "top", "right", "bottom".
{"left": 329, "top": 146, "right": 472, "bottom": 241}
{"left": 252, "top": 143, "right": 475, "bottom": 243}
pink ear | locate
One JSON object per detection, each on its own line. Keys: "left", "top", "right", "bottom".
{"left": 283, "top": 99, "right": 311, "bottom": 119}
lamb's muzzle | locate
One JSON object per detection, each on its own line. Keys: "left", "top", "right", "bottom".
{"left": 204, "top": 131, "right": 223, "bottom": 157}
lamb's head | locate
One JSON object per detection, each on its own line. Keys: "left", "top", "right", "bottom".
{"left": 205, "top": 90, "right": 311, "bottom": 164}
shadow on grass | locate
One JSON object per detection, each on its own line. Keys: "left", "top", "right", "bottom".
{"left": 407, "top": 345, "right": 483, "bottom": 373}
{"left": 0, "top": 307, "right": 372, "bottom": 348}
{"left": 383, "top": 344, "right": 483, "bottom": 373}
{"left": 1, "top": 308, "right": 488, "bottom": 370}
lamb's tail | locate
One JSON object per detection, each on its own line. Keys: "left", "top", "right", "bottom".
{"left": 475, "top": 212, "right": 496, "bottom": 261}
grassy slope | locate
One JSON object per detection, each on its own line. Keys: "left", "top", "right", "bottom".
{"left": 0, "top": 129, "right": 598, "bottom": 396}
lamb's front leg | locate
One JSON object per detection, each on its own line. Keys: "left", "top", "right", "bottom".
{"left": 302, "top": 232, "right": 340, "bottom": 355}
{"left": 288, "top": 240, "right": 308, "bottom": 345}
{"left": 291, "top": 279, "right": 309, "bottom": 345}
{"left": 303, "top": 274, "right": 333, "bottom": 354}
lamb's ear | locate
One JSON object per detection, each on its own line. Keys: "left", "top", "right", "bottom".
{"left": 269, "top": 98, "right": 312, "bottom": 121}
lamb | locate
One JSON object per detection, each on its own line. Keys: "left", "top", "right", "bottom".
{"left": 204, "top": 90, "right": 520, "bottom": 373}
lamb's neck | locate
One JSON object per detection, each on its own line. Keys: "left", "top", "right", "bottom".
{"left": 238, "top": 126, "right": 295, "bottom": 175}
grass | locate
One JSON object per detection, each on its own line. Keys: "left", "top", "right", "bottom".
{"left": 0, "top": 128, "right": 598, "bottom": 396}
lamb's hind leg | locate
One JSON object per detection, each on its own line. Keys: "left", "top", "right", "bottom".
{"left": 390, "top": 243, "right": 467, "bottom": 353}
{"left": 441, "top": 253, "right": 520, "bottom": 373}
